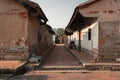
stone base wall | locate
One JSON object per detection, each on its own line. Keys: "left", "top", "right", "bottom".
{"left": 82, "top": 48, "right": 120, "bottom": 62}
{"left": 29, "top": 44, "right": 51, "bottom": 57}
{"left": 0, "top": 46, "right": 29, "bottom": 61}
{"left": 99, "top": 48, "right": 120, "bottom": 62}
{"left": 0, "top": 44, "right": 54, "bottom": 61}
{"left": 81, "top": 48, "right": 99, "bottom": 60}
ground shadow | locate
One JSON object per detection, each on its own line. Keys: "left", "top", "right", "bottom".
{"left": 0, "top": 75, "right": 50, "bottom": 80}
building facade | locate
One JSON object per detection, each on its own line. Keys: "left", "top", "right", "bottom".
{"left": 65, "top": 0, "right": 120, "bottom": 62}
{"left": 0, "top": 0, "right": 54, "bottom": 61}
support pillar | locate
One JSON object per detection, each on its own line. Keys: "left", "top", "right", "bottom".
{"left": 70, "top": 35, "right": 71, "bottom": 42}
{"left": 78, "top": 30, "right": 81, "bottom": 52}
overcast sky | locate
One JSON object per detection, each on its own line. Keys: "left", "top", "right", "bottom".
{"left": 31, "top": 0, "right": 88, "bottom": 28}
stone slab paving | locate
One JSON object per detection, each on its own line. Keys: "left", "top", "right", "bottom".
{"left": 65, "top": 45, "right": 120, "bottom": 70}
{"left": 41, "top": 44, "right": 80, "bottom": 66}
{"left": 64, "top": 44, "right": 93, "bottom": 63}
{"left": 5, "top": 71, "right": 120, "bottom": 80}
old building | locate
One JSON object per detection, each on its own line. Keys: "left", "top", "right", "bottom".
{"left": 38, "top": 24, "right": 55, "bottom": 51}
{"left": 0, "top": 0, "right": 52, "bottom": 61}
{"left": 45, "top": 25, "right": 55, "bottom": 46}
{"left": 65, "top": 0, "right": 120, "bottom": 62}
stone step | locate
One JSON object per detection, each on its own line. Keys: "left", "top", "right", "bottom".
{"left": 0, "top": 61, "right": 26, "bottom": 74}
{"left": 84, "top": 63, "right": 120, "bottom": 71}
{"left": 25, "top": 70, "right": 91, "bottom": 73}
{"left": 39, "top": 66, "right": 84, "bottom": 70}
{"left": 0, "top": 69, "right": 15, "bottom": 74}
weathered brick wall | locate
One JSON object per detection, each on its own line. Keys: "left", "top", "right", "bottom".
{"left": 0, "top": 0, "right": 26, "bottom": 12}
{"left": 28, "top": 18, "right": 51, "bottom": 56}
{"left": 78, "top": 0, "right": 120, "bottom": 61}
{"left": 28, "top": 16, "right": 40, "bottom": 45}
{"left": 0, "top": 0, "right": 28, "bottom": 46}
{"left": 40, "top": 25, "right": 48, "bottom": 45}
{"left": 28, "top": 15, "right": 44, "bottom": 56}
{"left": 99, "top": 21, "right": 120, "bottom": 61}
{"left": 46, "top": 31, "right": 53, "bottom": 46}
{"left": 0, "top": 0, "right": 29, "bottom": 60}
{"left": 79, "top": 0, "right": 120, "bottom": 22}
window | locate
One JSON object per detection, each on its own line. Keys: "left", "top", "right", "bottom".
{"left": 88, "top": 28, "right": 91, "bottom": 40}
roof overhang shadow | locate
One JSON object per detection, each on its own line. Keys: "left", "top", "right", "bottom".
{"left": 65, "top": 8, "right": 98, "bottom": 35}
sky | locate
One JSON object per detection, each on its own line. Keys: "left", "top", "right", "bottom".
{"left": 31, "top": 0, "right": 88, "bottom": 29}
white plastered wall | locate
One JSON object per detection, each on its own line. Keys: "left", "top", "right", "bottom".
{"left": 81, "top": 22, "right": 99, "bottom": 53}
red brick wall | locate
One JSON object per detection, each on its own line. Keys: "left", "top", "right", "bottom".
{"left": 28, "top": 16, "right": 40, "bottom": 45}
{"left": 0, "top": 0, "right": 28, "bottom": 46}
{"left": 0, "top": 0, "right": 29, "bottom": 60}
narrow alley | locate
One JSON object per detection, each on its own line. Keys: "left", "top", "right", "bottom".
{"left": 0, "top": 0, "right": 120, "bottom": 80}
{"left": 41, "top": 44, "right": 80, "bottom": 67}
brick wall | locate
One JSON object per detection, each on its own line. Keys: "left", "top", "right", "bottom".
{"left": 0, "top": 0, "right": 29, "bottom": 60}
{"left": 99, "top": 21, "right": 120, "bottom": 61}
{"left": 78, "top": 0, "right": 120, "bottom": 61}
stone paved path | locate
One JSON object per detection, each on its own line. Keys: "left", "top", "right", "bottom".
{"left": 6, "top": 71, "right": 120, "bottom": 80}
{"left": 41, "top": 44, "right": 80, "bottom": 66}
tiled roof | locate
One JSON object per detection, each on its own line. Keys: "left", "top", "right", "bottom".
{"left": 17, "top": 0, "right": 48, "bottom": 22}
